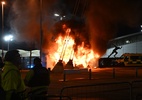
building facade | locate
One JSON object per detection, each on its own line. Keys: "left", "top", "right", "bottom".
{"left": 102, "top": 32, "right": 142, "bottom": 58}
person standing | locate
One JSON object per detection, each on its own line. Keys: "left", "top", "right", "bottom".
{"left": 1, "top": 50, "right": 26, "bottom": 100}
{"left": 24, "top": 57, "right": 50, "bottom": 100}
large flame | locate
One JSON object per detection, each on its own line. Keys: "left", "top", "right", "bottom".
{"left": 45, "top": 25, "right": 100, "bottom": 70}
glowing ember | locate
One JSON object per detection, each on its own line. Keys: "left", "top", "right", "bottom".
{"left": 45, "top": 25, "right": 100, "bottom": 70}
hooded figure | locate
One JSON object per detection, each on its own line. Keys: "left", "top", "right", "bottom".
{"left": 24, "top": 57, "right": 50, "bottom": 100}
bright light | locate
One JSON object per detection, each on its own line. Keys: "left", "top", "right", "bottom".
{"left": 54, "top": 13, "right": 66, "bottom": 20}
{"left": 4, "top": 35, "right": 13, "bottom": 42}
{"left": 126, "top": 40, "right": 130, "bottom": 44}
{"left": 1, "top": 1, "right": 5, "bottom": 5}
{"left": 54, "top": 13, "right": 59, "bottom": 16}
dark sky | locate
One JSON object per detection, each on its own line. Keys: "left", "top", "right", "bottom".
{"left": 62, "top": 0, "right": 142, "bottom": 36}
{"left": 0, "top": 0, "right": 142, "bottom": 52}
{"left": 1, "top": 0, "right": 142, "bottom": 36}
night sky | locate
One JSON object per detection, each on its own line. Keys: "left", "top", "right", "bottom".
{"left": 0, "top": 0, "right": 142, "bottom": 52}
{"left": 63, "top": 0, "right": 142, "bottom": 36}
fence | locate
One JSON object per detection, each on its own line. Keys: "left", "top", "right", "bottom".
{"left": 27, "top": 94, "right": 72, "bottom": 100}
{"left": 1, "top": 80, "right": 141, "bottom": 100}
{"left": 62, "top": 67, "right": 142, "bottom": 81}
{"left": 60, "top": 80, "right": 142, "bottom": 100}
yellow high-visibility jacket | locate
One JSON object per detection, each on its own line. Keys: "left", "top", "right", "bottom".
{"left": 1, "top": 61, "right": 26, "bottom": 99}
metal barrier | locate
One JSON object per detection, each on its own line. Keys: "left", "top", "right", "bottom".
{"left": 131, "top": 80, "right": 142, "bottom": 100}
{"left": 27, "top": 94, "right": 72, "bottom": 100}
{"left": 62, "top": 67, "right": 142, "bottom": 81}
{"left": 60, "top": 80, "right": 142, "bottom": 100}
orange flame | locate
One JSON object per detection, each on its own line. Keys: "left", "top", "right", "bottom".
{"left": 45, "top": 25, "right": 100, "bottom": 70}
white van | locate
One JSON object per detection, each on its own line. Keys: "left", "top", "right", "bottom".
{"left": 115, "top": 53, "right": 142, "bottom": 66}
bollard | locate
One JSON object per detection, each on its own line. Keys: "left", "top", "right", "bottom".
{"left": 89, "top": 69, "right": 91, "bottom": 80}
{"left": 136, "top": 67, "right": 138, "bottom": 78}
{"left": 112, "top": 67, "right": 115, "bottom": 78}
{"left": 63, "top": 73, "right": 66, "bottom": 82}
{"left": 129, "top": 82, "right": 132, "bottom": 100}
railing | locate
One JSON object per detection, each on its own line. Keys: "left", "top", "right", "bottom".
{"left": 60, "top": 80, "right": 142, "bottom": 100}
{"left": 28, "top": 94, "right": 72, "bottom": 100}
{"left": 62, "top": 67, "right": 142, "bottom": 81}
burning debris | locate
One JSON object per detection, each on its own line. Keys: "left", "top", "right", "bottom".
{"left": 45, "top": 23, "right": 100, "bottom": 71}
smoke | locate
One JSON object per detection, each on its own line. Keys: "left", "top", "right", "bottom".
{"left": 8, "top": 0, "right": 142, "bottom": 56}
{"left": 9, "top": 0, "right": 56, "bottom": 48}
{"left": 86, "top": 0, "right": 142, "bottom": 56}
{"left": 42, "top": 0, "right": 142, "bottom": 56}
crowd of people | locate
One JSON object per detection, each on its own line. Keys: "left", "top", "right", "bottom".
{"left": 0, "top": 50, "right": 50, "bottom": 100}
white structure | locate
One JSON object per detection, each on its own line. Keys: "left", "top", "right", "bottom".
{"left": 0, "top": 49, "right": 40, "bottom": 57}
{"left": 102, "top": 32, "right": 142, "bottom": 58}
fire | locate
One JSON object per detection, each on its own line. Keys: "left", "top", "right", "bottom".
{"left": 45, "top": 25, "right": 100, "bottom": 70}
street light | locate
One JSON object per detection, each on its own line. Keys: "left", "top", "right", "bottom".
{"left": 3, "top": 35, "right": 13, "bottom": 51}
{"left": 1, "top": 1, "right": 5, "bottom": 58}
{"left": 54, "top": 13, "right": 66, "bottom": 20}
{"left": 40, "top": 0, "right": 43, "bottom": 59}
{"left": 54, "top": 13, "right": 60, "bottom": 17}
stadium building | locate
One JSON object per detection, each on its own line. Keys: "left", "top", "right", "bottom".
{"left": 102, "top": 32, "right": 142, "bottom": 58}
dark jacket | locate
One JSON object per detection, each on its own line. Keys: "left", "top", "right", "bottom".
{"left": 26, "top": 64, "right": 50, "bottom": 87}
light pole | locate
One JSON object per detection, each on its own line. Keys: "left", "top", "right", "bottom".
{"left": 4, "top": 35, "right": 13, "bottom": 51}
{"left": 40, "top": 0, "right": 43, "bottom": 59}
{"left": 1, "top": 1, "right": 5, "bottom": 58}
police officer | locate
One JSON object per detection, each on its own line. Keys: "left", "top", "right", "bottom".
{"left": 1, "top": 50, "right": 26, "bottom": 100}
{"left": 24, "top": 57, "right": 50, "bottom": 100}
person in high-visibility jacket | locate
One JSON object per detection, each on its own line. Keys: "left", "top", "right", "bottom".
{"left": 24, "top": 57, "right": 50, "bottom": 100}
{"left": 1, "top": 50, "right": 26, "bottom": 100}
